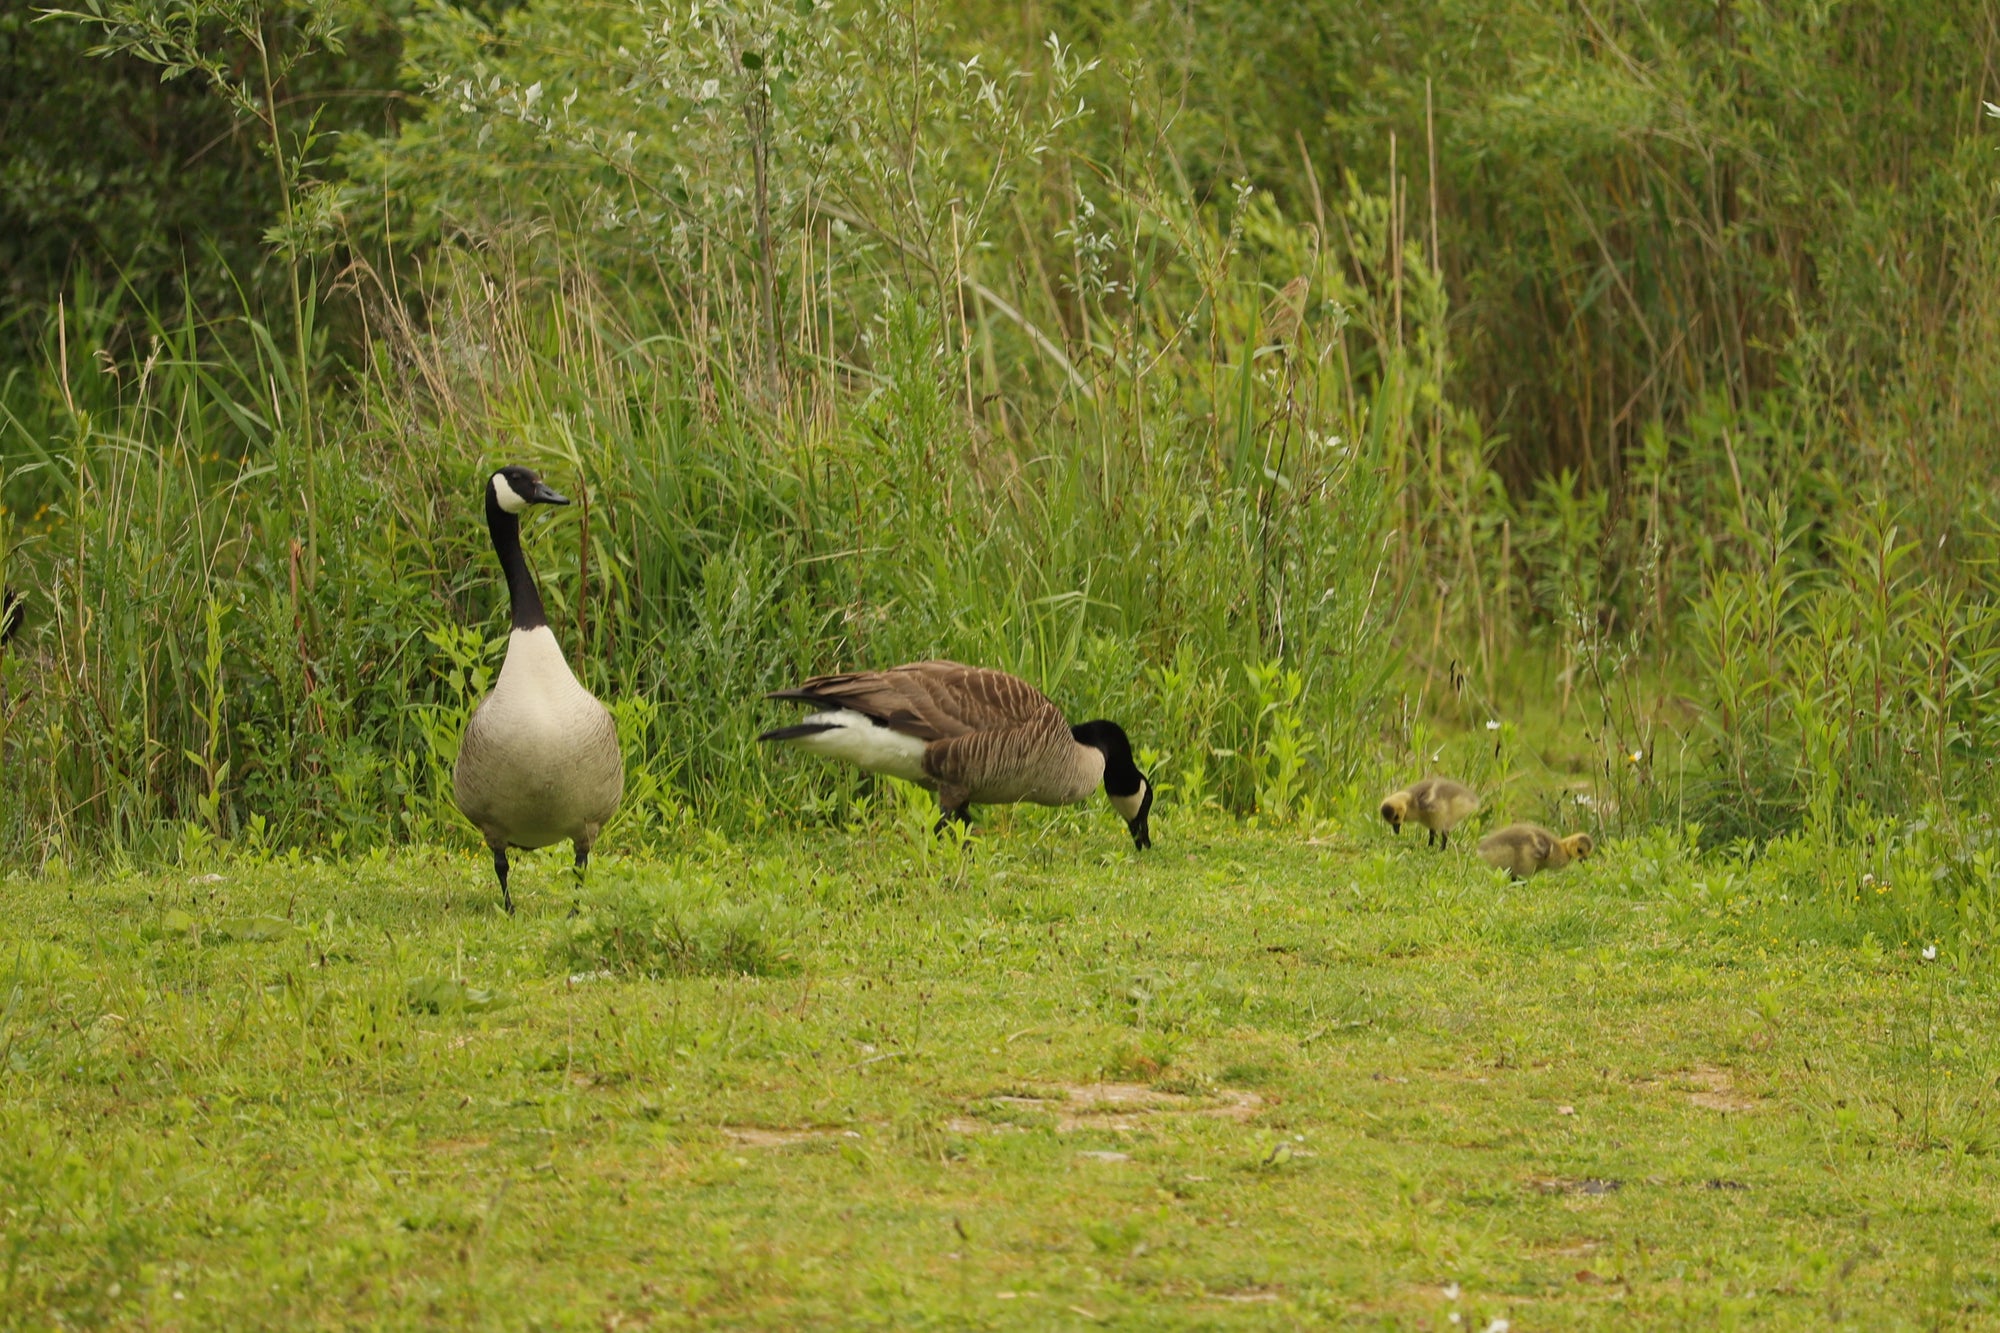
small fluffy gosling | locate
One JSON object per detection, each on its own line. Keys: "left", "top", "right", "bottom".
{"left": 1379, "top": 777, "right": 1479, "bottom": 849}
{"left": 1476, "top": 823, "right": 1594, "bottom": 879}
{"left": 759, "top": 659, "right": 1153, "bottom": 850}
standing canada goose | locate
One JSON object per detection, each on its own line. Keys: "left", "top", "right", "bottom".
{"left": 758, "top": 660, "right": 1153, "bottom": 850}
{"left": 1379, "top": 777, "right": 1479, "bottom": 849}
{"left": 1477, "top": 823, "right": 1594, "bottom": 879}
{"left": 453, "top": 465, "right": 623, "bottom": 913}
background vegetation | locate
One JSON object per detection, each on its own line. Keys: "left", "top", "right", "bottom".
{"left": 2, "top": 0, "right": 1999, "bottom": 890}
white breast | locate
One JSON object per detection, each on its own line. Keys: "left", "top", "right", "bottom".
{"left": 485, "top": 627, "right": 597, "bottom": 720}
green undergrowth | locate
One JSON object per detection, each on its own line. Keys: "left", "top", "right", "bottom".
{"left": 4, "top": 811, "right": 1998, "bottom": 1328}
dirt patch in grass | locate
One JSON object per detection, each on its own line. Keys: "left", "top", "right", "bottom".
{"left": 1208, "top": 1286, "right": 1283, "bottom": 1303}
{"left": 1683, "top": 1065, "right": 1760, "bottom": 1112}
{"left": 954, "top": 1083, "right": 1264, "bottom": 1133}
{"left": 1524, "top": 1176, "right": 1624, "bottom": 1196}
{"left": 1629, "top": 1064, "right": 1763, "bottom": 1112}
{"left": 1033, "top": 1082, "right": 1262, "bottom": 1131}
{"left": 722, "top": 1126, "right": 862, "bottom": 1149}
{"left": 426, "top": 1136, "right": 492, "bottom": 1156}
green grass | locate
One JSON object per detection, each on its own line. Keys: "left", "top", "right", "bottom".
{"left": 5, "top": 803, "right": 1998, "bottom": 1329}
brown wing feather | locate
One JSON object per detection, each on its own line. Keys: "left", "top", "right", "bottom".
{"left": 767, "top": 661, "right": 1065, "bottom": 741}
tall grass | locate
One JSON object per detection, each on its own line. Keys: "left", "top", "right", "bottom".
{"left": 0, "top": 162, "right": 1435, "bottom": 867}
{"left": 9, "top": 0, "right": 2000, "bottom": 887}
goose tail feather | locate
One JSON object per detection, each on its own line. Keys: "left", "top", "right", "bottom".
{"left": 758, "top": 720, "right": 841, "bottom": 743}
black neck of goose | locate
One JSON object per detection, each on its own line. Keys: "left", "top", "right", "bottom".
{"left": 1072, "top": 720, "right": 1146, "bottom": 797}
{"left": 487, "top": 488, "right": 548, "bottom": 632}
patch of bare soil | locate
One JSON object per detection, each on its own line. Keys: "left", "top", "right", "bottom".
{"left": 1208, "top": 1287, "right": 1282, "bottom": 1304}
{"left": 1683, "top": 1065, "right": 1760, "bottom": 1112}
{"left": 425, "top": 1136, "right": 492, "bottom": 1156}
{"left": 721, "top": 1126, "right": 861, "bottom": 1149}
{"left": 1628, "top": 1064, "right": 1763, "bottom": 1112}
{"left": 961, "top": 1083, "right": 1264, "bottom": 1133}
{"left": 1524, "top": 1176, "right": 1624, "bottom": 1196}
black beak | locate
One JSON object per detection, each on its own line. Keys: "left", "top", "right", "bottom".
{"left": 533, "top": 481, "right": 572, "bottom": 506}
{"left": 1127, "top": 781, "right": 1155, "bottom": 851}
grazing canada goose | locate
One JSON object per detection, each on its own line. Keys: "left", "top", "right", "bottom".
{"left": 453, "top": 465, "right": 623, "bottom": 913}
{"left": 759, "top": 660, "right": 1154, "bottom": 850}
{"left": 1477, "top": 822, "right": 1594, "bottom": 879}
{"left": 1379, "top": 776, "right": 1479, "bottom": 849}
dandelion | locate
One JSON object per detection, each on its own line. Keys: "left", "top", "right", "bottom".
{"left": 1628, "top": 748, "right": 1643, "bottom": 763}
{"left": 1486, "top": 719, "right": 1501, "bottom": 731}
{"left": 1922, "top": 944, "right": 1938, "bottom": 962}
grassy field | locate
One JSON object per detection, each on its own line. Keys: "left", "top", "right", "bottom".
{"left": 5, "top": 798, "right": 1998, "bottom": 1329}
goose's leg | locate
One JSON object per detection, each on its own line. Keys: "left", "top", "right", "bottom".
{"left": 933, "top": 805, "right": 974, "bottom": 839}
{"left": 1428, "top": 828, "right": 1438, "bottom": 848}
{"left": 1440, "top": 831, "right": 1450, "bottom": 851}
{"left": 491, "top": 846, "right": 514, "bottom": 915}
{"left": 570, "top": 843, "right": 591, "bottom": 919}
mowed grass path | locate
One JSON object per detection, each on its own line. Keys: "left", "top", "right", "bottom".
{"left": 5, "top": 810, "right": 1998, "bottom": 1328}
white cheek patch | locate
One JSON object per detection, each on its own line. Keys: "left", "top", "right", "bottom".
{"left": 1108, "top": 782, "right": 1148, "bottom": 822}
{"left": 492, "top": 471, "right": 530, "bottom": 514}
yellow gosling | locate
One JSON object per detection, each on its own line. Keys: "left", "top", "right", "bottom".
{"left": 1378, "top": 777, "right": 1479, "bottom": 850}
{"left": 1476, "top": 823, "right": 1595, "bottom": 878}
